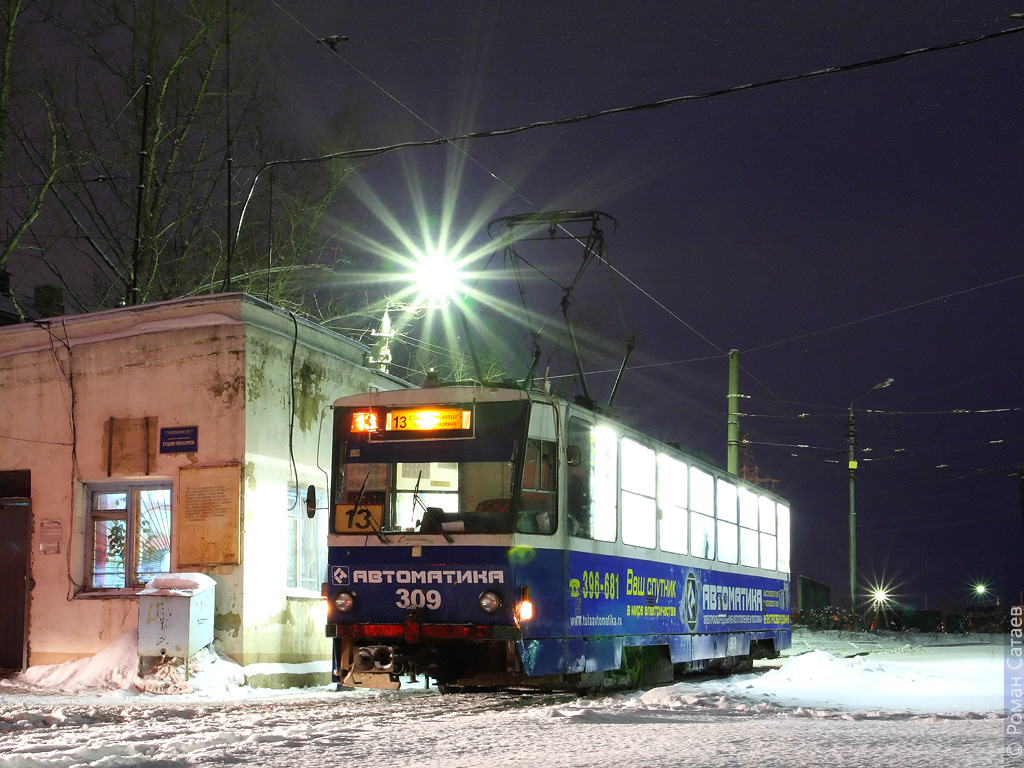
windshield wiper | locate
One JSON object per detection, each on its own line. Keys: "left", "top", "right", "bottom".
{"left": 353, "top": 474, "right": 389, "bottom": 544}
{"left": 413, "top": 472, "right": 453, "bottom": 543}
{"left": 412, "top": 471, "right": 428, "bottom": 518}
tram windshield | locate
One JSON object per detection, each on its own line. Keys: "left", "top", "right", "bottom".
{"left": 338, "top": 458, "right": 519, "bottom": 534}
{"left": 332, "top": 399, "right": 556, "bottom": 536}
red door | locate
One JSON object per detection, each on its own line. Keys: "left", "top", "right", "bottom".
{"left": 0, "top": 499, "right": 31, "bottom": 671}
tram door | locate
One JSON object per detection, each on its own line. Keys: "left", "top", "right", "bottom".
{"left": 0, "top": 497, "right": 32, "bottom": 671}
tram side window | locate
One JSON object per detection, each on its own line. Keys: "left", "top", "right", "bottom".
{"left": 566, "top": 419, "right": 617, "bottom": 542}
{"left": 657, "top": 454, "right": 687, "bottom": 555}
{"left": 738, "top": 487, "right": 760, "bottom": 567}
{"left": 566, "top": 418, "right": 593, "bottom": 538}
{"left": 621, "top": 438, "right": 656, "bottom": 549}
{"left": 776, "top": 504, "right": 791, "bottom": 572}
{"left": 592, "top": 426, "right": 618, "bottom": 542}
{"left": 689, "top": 466, "right": 715, "bottom": 559}
{"left": 759, "top": 496, "right": 777, "bottom": 570}
{"left": 716, "top": 478, "right": 738, "bottom": 564}
{"left": 518, "top": 438, "right": 557, "bottom": 534}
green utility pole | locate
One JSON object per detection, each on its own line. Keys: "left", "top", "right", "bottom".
{"left": 727, "top": 349, "right": 740, "bottom": 475}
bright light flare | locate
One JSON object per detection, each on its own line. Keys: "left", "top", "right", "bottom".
{"left": 409, "top": 247, "right": 465, "bottom": 309}
{"left": 333, "top": 152, "right": 574, "bottom": 381}
{"left": 863, "top": 577, "right": 899, "bottom": 609}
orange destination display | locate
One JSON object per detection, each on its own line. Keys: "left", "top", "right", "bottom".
{"left": 385, "top": 407, "right": 471, "bottom": 432}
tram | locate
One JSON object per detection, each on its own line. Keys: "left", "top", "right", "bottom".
{"left": 320, "top": 383, "right": 791, "bottom": 691}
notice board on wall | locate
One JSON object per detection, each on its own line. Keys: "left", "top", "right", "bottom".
{"left": 177, "top": 464, "right": 241, "bottom": 566}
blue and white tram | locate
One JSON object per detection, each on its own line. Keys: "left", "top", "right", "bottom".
{"left": 323, "top": 383, "right": 791, "bottom": 691}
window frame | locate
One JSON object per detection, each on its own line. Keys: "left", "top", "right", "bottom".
{"left": 86, "top": 481, "right": 172, "bottom": 590}
{"left": 287, "top": 486, "right": 328, "bottom": 594}
{"left": 657, "top": 453, "right": 688, "bottom": 555}
{"left": 517, "top": 438, "right": 558, "bottom": 535}
{"left": 621, "top": 437, "right": 656, "bottom": 549}
{"left": 715, "top": 478, "right": 739, "bottom": 564}
{"left": 688, "top": 466, "right": 716, "bottom": 559}
{"left": 738, "top": 487, "right": 760, "bottom": 567}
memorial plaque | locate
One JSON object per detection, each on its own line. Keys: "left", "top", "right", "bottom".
{"left": 177, "top": 464, "right": 241, "bottom": 566}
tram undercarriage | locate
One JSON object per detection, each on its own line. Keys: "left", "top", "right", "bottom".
{"left": 333, "top": 637, "right": 779, "bottom": 693}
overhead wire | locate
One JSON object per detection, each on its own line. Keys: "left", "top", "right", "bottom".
{"left": 259, "top": 4, "right": 1024, "bottom": 443}
{"left": 740, "top": 271, "right": 1024, "bottom": 356}
{"left": 244, "top": 9, "right": 1024, "bottom": 366}
{"left": 261, "top": 13, "right": 1024, "bottom": 162}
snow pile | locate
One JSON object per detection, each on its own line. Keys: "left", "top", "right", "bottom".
{"left": 631, "top": 644, "right": 1002, "bottom": 716}
{"left": 15, "top": 628, "right": 245, "bottom": 697}
{"left": 19, "top": 629, "right": 141, "bottom": 693}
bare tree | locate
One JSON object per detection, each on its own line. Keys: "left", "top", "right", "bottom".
{"left": 42, "top": 0, "right": 359, "bottom": 310}
{"left": 0, "top": 0, "right": 64, "bottom": 282}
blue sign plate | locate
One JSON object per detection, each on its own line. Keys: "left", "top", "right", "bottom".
{"left": 159, "top": 426, "right": 198, "bottom": 454}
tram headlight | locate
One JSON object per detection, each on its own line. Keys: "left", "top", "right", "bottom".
{"left": 334, "top": 591, "right": 355, "bottom": 613}
{"left": 478, "top": 590, "right": 503, "bottom": 614}
{"left": 517, "top": 585, "right": 534, "bottom": 622}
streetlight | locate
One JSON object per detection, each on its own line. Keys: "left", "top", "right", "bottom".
{"left": 869, "top": 586, "right": 893, "bottom": 631}
{"left": 847, "top": 377, "right": 893, "bottom": 615}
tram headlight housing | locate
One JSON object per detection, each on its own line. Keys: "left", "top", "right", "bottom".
{"left": 478, "top": 590, "right": 503, "bottom": 614}
{"left": 334, "top": 591, "right": 355, "bottom": 613}
{"left": 517, "top": 585, "right": 534, "bottom": 622}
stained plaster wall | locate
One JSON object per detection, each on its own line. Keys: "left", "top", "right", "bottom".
{"left": 0, "top": 294, "right": 403, "bottom": 669}
{"left": 0, "top": 296, "right": 248, "bottom": 665}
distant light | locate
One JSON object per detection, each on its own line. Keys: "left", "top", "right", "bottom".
{"left": 865, "top": 578, "right": 896, "bottom": 608}
{"left": 974, "top": 583, "right": 988, "bottom": 596}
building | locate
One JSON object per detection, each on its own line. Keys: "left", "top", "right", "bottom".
{"left": 0, "top": 293, "right": 402, "bottom": 677}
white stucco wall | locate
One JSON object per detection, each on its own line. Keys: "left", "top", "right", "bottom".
{"left": 237, "top": 303, "right": 401, "bottom": 664}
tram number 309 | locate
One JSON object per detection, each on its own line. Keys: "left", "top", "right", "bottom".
{"left": 395, "top": 589, "right": 442, "bottom": 610}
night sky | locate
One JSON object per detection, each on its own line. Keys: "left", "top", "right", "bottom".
{"left": 265, "top": 2, "right": 1024, "bottom": 614}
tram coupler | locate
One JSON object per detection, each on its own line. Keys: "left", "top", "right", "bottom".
{"left": 353, "top": 645, "right": 409, "bottom": 676}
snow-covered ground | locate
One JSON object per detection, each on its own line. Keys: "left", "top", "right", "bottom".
{"left": 0, "top": 628, "right": 1012, "bottom": 767}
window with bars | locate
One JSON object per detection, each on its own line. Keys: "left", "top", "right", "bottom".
{"left": 87, "top": 483, "right": 172, "bottom": 589}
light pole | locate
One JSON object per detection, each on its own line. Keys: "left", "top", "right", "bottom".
{"left": 847, "top": 377, "right": 893, "bottom": 615}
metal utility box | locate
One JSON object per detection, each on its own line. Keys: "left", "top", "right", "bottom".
{"left": 137, "top": 576, "right": 215, "bottom": 659}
